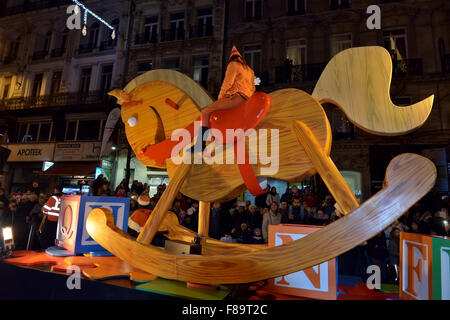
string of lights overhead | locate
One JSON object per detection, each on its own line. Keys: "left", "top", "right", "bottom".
{"left": 71, "top": 0, "right": 116, "bottom": 39}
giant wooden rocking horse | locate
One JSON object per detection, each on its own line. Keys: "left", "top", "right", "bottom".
{"left": 86, "top": 46, "right": 437, "bottom": 284}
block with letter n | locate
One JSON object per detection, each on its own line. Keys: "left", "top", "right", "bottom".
{"left": 267, "top": 224, "right": 337, "bottom": 300}
{"left": 56, "top": 195, "right": 130, "bottom": 254}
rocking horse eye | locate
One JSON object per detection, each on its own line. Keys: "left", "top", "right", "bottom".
{"left": 128, "top": 116, "right": 137, "bottom": 127}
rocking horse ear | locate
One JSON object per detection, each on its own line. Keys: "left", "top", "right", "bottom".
{"left": 108, "top": 89, "right": 131, "bottom": 103}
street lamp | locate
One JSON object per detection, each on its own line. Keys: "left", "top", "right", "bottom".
{"left": 1, "top": 227, "right": 14, "bottom": 258}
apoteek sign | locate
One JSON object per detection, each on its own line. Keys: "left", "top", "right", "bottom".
{"left": 1, "top": 144, "right": 55, "bottom": 162}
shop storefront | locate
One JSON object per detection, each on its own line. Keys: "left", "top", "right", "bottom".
{"left": 1, "top": 143, "right": 55, "bottom": 193}
{"left": 42, "top": 141, "right": 102, "bottom": 194}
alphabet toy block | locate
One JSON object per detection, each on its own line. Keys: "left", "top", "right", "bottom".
{"left": 56, "top": 196, "right": 129, "bottom": 254}
{"left": 432, "top": 236, "right": 450, "bottom": 300}
{"left": 399, "top": 232, "right": 450, "bottom": 300}
{"left": 267, "top": 224, "right": 337, "bottom": 300}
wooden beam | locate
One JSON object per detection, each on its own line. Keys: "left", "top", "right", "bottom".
{"left": 87, "top": 153, "right": 436, "bottom": 284}
{"left": 197, "top": 201, "right": 211, "bottom": 237}
{"left": 292, "top": 120, "right": 359, "bottom": 215}
{"left": 136, "top": 159, "right": 192, "bottom": 244}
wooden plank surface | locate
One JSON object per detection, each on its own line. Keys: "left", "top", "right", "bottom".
{"left": 292, "top": 120, "right": 359, "bottom": 214}
{"left": 86, "top": 153, "right": 436, "bottom": 284}
{"left": 137, "top": 159, "right": 192, "bottom": 245}
{"left": 165, "top": 88, "right": 332, "bottom": 201}
{"left": 312, "top": 46, "right": 434, "bottom": 136}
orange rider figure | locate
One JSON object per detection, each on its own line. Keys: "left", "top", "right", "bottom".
{"left": 190, "top": 45, "right": 256, "bottom": 152}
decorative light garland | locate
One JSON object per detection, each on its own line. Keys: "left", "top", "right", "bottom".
{"left": 72, "top": 0, "right": 116, "bottom": 39}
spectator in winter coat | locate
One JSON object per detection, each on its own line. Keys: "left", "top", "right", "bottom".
{"left": 287, "top": 197, "right": 304, "bottom": 224}
{"left": 250, "top": 228, "right": 265, "bottom": 244}
{"left": 262, "top": 202, "right": 282, "bottom": 243}
{"left": 265, "top": 187, "right": 280, "bottom": 207}
{"left": 388, "top": 228, "right": 400, "bottom": 266}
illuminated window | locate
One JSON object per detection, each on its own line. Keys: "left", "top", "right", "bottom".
{"left": 192, "top": 56, "right": 209, "bottom": 89}
{"left": 330, "top": 34, "right": 352, "bottom": 57}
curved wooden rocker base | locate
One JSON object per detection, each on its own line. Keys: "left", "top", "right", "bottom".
{"left": 86, "top": 153, "right": 436, "bottom": 285}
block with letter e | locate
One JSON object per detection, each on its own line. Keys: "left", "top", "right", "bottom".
{"left": 56, "top": 195, "right": 130, "bottom": 254}
{"left": 267, "top": 224, "right": 337, "bottom": 300}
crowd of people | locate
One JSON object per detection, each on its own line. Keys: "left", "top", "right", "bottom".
{"left": 1, "top": 175, "right": 448, "bottom": 284}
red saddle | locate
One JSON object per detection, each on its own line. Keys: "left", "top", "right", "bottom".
{"left": 209, "top": 92, "right": 271, "bottom": 143}
{"left": 137, "top": 92, "right": 272, "bottom": 196}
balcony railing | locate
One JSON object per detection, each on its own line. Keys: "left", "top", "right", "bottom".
{"left": 275, "top": 63, "right": 327, "bottom": 83}
{"left": 78, "top": 43, "right": 96, "bottom": 54}
{"left": 442, "top": 54, "right": 450, "bottom": 74}
{"left": 134, "top": 33, "right": 158, "bottom": 45}
{"left": 189, "top": 25, "right": 213, "bottom": 38}
{"left": 161, "top": 28, "right": 185, "bottom": 42}
{"left": 50, "top": 48, "right": 65, "bottom": 58}
{"left": 32, "top": 51, "right": 48, "bottom": 60}
{"left": 1, "top": 0, "right": 71, "bottom": 17}
{"left": 100, "top": 40, "right": 117, "bottom": 51}
{"left": 392, "top": 59, "right": 423, "bottom": 76}
{"left": 0, "top": 91, "right": 114, "bottom": 111}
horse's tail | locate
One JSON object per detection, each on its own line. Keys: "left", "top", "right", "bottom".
{"left": 312, "top": 46, "right": 434, "bottom": 136}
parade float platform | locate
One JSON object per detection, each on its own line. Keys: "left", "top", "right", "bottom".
{"left": 0, "top": 251, "right": 399, "bottom": 300}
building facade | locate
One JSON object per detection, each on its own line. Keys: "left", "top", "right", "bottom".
{"left": 225, "top": 0, "right": 450, "bottom": 200}
{"left": 0, "top": 0, "right": 130, "bottom": 194}
{"left": 112, "top": 0, "right": 227, "bottom": 197}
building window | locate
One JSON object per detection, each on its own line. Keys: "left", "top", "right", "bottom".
{"left": 383, "top": 29, "right": 407, "bottom": 60}
{"left": 393, "top": 96, "right": 412, "bottom": 106}
{"left": 193, "top": 56, "right": 209, "bottom": 89}
{"left": 163, "top": 58, "right": 180, "bottom": 71}
{"left": 244, "top": 45, "right": 262, "bottom": 73}
{"left": 286, "top": 39, "right": 306, "bottom": 66}
{"left": 79, "top": 68, "right": 92, "bottom": 94}
{"left": 100, "top": 65, "right": 113, "bottom": 92}
{"left": 16, "top": 122, "right": 53, "bottom": 143}
{"left": 330, "top": 34, "right": 352, "bottom": 57}
{"left": 43, "top": 31, "right": 52, "bottom": 53}
{"left": 285, "top": 40, "right": 307, "bottom": 81}
{"left": 88, "top": 22, "right": 100, "bottom": 48}
{"left": 2, "top": 77, "right": 11, "bottom": 99}
{"left": 245, "top": 0, "right": 263, "bottom": 20}
{"left": 31, "top": 74, "right": 43, "bottom": 97}
{"left": 9, "top": 37, "right": 21, "bottom": 60}
{"left": 331, "top": 108, "right": 354, "bottom": 139}
{"left": 50, "top": 71, "right": 62, "bottom": 94}
{"left": 196, "top": 8, "right": 213, "bottom": 37}
{"left": 287, "top": 0, "right": 306, "bottom": 15}
{"left": 144, "top": 15, "right": 158, "bottom": 43}
{"left": 65, "top": 119, "right": 103, "bottom": 141}
{"left": 329, "top": 0, "right": 351, "bottom": 10}
{"left": 167, "top": 12, "right": 185, "bottom": 41}
{"left": 137, "top": 61, "right": 153, "bottom": 75}
{"left": 341, "top": 171, "right": 362, "bottom": 202}
{"left": 65, "top": 120, "right": 77, "bottom": 141}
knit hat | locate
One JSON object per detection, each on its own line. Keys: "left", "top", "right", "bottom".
{"left": 138, "top": 195, "right": 150, "bottom": 206}
{"left": 230, "top": 45, "right": 242, "bottom": 59}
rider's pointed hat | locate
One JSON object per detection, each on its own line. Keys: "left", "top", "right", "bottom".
{"left": 230, "top": 45, "right": 242, "bottom": 58}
